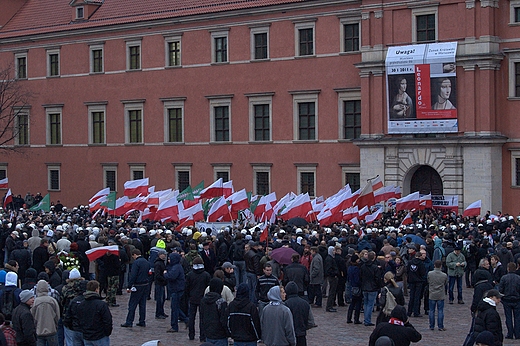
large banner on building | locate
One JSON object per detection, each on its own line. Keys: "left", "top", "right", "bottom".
{"left": 386, "top": 42, "right": 458, "bottom": 134}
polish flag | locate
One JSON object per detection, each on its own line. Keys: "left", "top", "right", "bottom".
{"left": 317, "top": 208, "right": 333, "bottom": 226}
{"left": 280, "top": 193, "right": 312, "bottom": 220}
{"left": 228, "top": 189, "right": 249, "bottom": 216}
{"left": 365, "top": 207, "right": 383, "bottom": 225}
{"left": 86, "top": 245, "right": 120, "bottom": 262}
{"left": 463, "top": 200, "right": 481, "bottom": 217}
{"left": 179, "top": 201, "right": 204, "bottom": 222}
{"left": 3, "top": 189, "right": 12, "bottom": 209}
{"left": 141, "top": 207, "right": 156, "bottom": 221}
{"left": 273, "top": 192, "right": 296, "bottom": 217}
{"left": 155, "top": 198, "right": 180, "bottom": 222}
{"left": 175, "top": 216, "right": 195, "bottom": 231}
{"left": 0, "top": 178, "right": 8, "bottom": 189}
{"left": 343, "top": 205, "right": 358, "bottom": 222}
{"left": 200, "top": 178, "right": 223, "bottom": 199}
{"left": 419, "top": 194, "right": 433, "bottom": 210}
{"left": 371, "top": 176, "right": 384, "bottom": 191}
{"left": 358, "top": 205, "right": 369, "bottom": 220}
{"left": 146, "top": 189, "right": 172, "bottom": 208}
{"left": 374, "top": 186, "right": 395, "bottom": 203}
{"left": 207, "top": 196, "right": 230, "bottom": 222}
{"left": 354, "top": 182, "right": 375, "bottom": 209}
{"left": 396, "top": 192, "right": 420, "bottom": 211}
{"left": 223, "top": 181, "right": 234, "bottom": 198}
{"left": 113, "top": 196, "right": 130, "bottom": 216}
{"left": 400, "top": 212, "right": 413, "bottom": 226}
{"left": 124, "top": 178, "right": 149, "bottom": 197}
{"left": 255, "top": 192, "right": 277, "bottom": 219}
{"left": 259, "top": 220, "right": 269, "bottom": 242}
{"left": 123, "top": 196, "right": 148, "bottom": 212}
{"left": 393, "top": 186, "right": 402, "bottom": 199}
{"left": 349, "top": 217, "right": 359, "bottom": 225}
{"left": 89, "top": 195, "right": 107, "bottom": 212}
{"left": 89, "top": 187, "right": 110, "bottom": 204}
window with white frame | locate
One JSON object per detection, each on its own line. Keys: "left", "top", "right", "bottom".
{"left": 103, "top": 164, "right": 117, "bottom": 191}
{"left": 247, "top": 93, "right": 273, "bottom": 142}
{"left": 165, "top": 35, "right": 182, "bottom": 67}
{"left": 90, "top": 44, "right": 104, "bottom": 73}
{"left": 14, "top": 107, "right": 29, "bottom": 146}
{"left": 129, "top": 164, "right": 145, "bottom": 180}
{"left": 337, "top": 89, "right": 361, "bottom": 140}
{"left": 412, "top": 6, "right": 438, "bottom": 43}
{"left": 126, "top": 39, "right": 142, "bottom": 70}
{"left": 208, "top": 96, "right": 232, "bottom": 142}
{"left": 294, "top": 21, "right": 316, "bottom": 57}
{"left": 76, "top": 6, "right": 84, "bottom": 19}
{"left": 341, "top": 165, "right": 361, "bottom": 191}
{"left": 213, "top": 164, "right": 231, "bottom": 182}
{"left": 252, "top": 164, "right": 271, "bottom": 196}
{"left": 510, "top": 1, "right": 520, "bottom": 24}
{"left": 211, "top": 30, "right": 229, "bottom": 63}
{"left": 123, "top": 101, "right": 144, "bottom": 144}
{"left": 45, "top": 106, "right": 62, "bottom": 145}
{"left": 87, "top": 103, "right": 106, "bottom": 144}
{"left": 292, "top": 91, "right": 319, "bottom": 141}
{"left": 511, "top": 150, "right": 520, "bottom": 186}
{"left": 250, "top": 26, "right": 269, "bottom": 60}
{"left": 296, "top": 165, "right": 316, "bottom": 197}
{"left": 0, "top": 165, "right": 7, "bottom": 181}
{"left": 339, "top": 17, "right": 360, "bottom": 53}
{"left": 47, "top": 164, "right": 61, "bottom": 191}
{"left": 162, "top": 98, "right": 185, "bottom": 143}
{"left": 508, "top": 51, "right": 520, "bottom": 98}
{"left": 174, "top": 165, "right": 191, "bottom": 191}
{"left": 46, "top": 49, "right": 60, "bottom": 77}
{"left": 15, "top": 52, "right": 27, "bottom": 79}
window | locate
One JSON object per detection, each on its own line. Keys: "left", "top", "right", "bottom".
{"left": 165, "top": 36, "right": 182, "bottom": 67}
{"left": 47, "top": 165, "right": 60, "bottom": 191}
{"left": 47, "top": 49, "right": 60, "bottom": 77}
{"left": 123, "top": 101, "right": 144, "bottom": 144}
{"left": 216, "top": 171, "right": 229, "bottom": 182}
{"left": 103, "top": 165, "right": 117, "bottom": 191}
{"left": 0, "top": 167, "right": 6, "bottom": 181}
{"left": 510, "top": 1, "right": 520, "bottom": 23}
{"left": 15, "top": 53, "right": 27, "bottom": 79}
{"left": 516, "top": 62, "right": 520, "bottom": 97}
{"left": 343, "top": 100, "right": 361, "bottom": 139}
{"left": 412, "top": 7, "right": 437, "bottom": 43}
{"left": 173, "top": 165, "right": 191, "bottom": 191}
{"left": 208, "top": 96, "right": 232, "bottom": 142}
{"left": 130, "top": 165, "right": 145, "bottom": 180}
{"left": 126, "top": 40, "right": 141, "bottom": 70}
{"left": 45, "top": 107, "right": 62, "bottom": 145}
{"left": 76, "top": 7, "right": 84, "bottom": 19}
{"left": 507, "top": 52, "right": 520, "bottom": 98}
{"left": 343, "top": 23, "right": 360, "bottom": 52}
{"left": 90, "top": 45, "right": 104, "bottom": 73}
{"left": 87, "top": 104, "right": 106, "bottom": 144}
{"left": 162, "top": 98, "right": 185, "bottom": 143}
{"left": 292, "top": 92, "right": 319, "bottom": 141}
{"left": 341, "top": 165, "right": 360, "bottom": 191}
{"left": 252, "top": 164, "right": 271, "bottom": 196}
{"left": 213, "top": 164, "right": 231, "bottom": 182}
{"left": 15, "top": 108, "right": 29, "bottom": 145}
{"left": 250, "top": 26, "right": 269, "bottom": 60}
{"left": 294, "top": 22, "right": 315, "bottom": 57}
{"left": 211, "top": 30, "right": 229, "bottom": 63}
{"left": 247, "top": 93, "right": 273, "bottom": 142}
{"left": 296, "top": 165, "right": 317, "bottom": 197}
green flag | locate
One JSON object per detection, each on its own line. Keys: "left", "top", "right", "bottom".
{"left": 192, "top": 181, "right": 204, "bottom": 197}
{"left": 177, "top": 186, "right": 193, "bottom": 202}
{"left": 100, "top": 191, "right": 116, "bottom": 210}
{"left": 30, "top": 193, "right": 50, "bottom": 212}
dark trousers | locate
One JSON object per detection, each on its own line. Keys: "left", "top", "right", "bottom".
{"left": 407, "top": 282, "right": 423, "bottom": 316}
{"left": 337, "top": 276, "right": 346, "bottom": 305}
{"left": 188, "top": 303, "right": 205, "bottom": 341}
{"left": 170, "top": 290, "right": 185, "bottom": 331}
{"left": 326, "top": 276, "right": 338, "bottom": 310}
{"left": 347, "top": 294, "right": 362, "bottom": 322}
{"left": 296, "top": 335, "right": 307, "bottom": 346}
{"left": 448, "top": 275, "right": 463, "bottom": 302}
{"left": 154, "top": 284, "right": 166, "bottom": 317}
{"left": 125, "top": 285, "right": 148, "bottom": 325}
{"left": 307, "top": 283, "right": 322, "bottom": 306}
{"left": 502, "top": 299, "right": 520, "bottom": 339}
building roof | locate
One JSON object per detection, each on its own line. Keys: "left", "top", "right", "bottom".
{"left": 0, "top": 0, "right": 304, "bottom": 39}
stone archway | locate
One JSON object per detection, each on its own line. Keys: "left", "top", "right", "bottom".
{"left": 410, "top": 165, "right": 443, "bottom": 195}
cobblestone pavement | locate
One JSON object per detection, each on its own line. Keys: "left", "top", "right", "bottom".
{"left": 108, "top": 286, "right": 520, "bottom": 346}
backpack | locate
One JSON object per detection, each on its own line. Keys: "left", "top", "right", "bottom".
{"left": 1, "top": 289, "right": 15, "bottom": 321}
{"left": 383, "top": 286, "right": 397, "bottom": 316}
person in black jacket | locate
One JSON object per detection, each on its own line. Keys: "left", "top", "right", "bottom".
{"left": 153, "top": 249, "right": 168, "bottom": 319}
{"left": 200, "top": 278, "right": 229, "bottom": 344}
{"left": 360, "top": 251, "right": 382, "bottom": 325}
{"left": 324, "top": 246, "right": 339, "bottom": 313}
{"left": 406, "top": 251, "right": 426, "bottom": 317}
{"left": 282, "top": 254, "right": 309, "bottom": 298}
{"left": 11, "top": 289, "right": 36, "bottom": 346}
{"left": 75, "top": 280, "right": 112, "bottom": 344}
{"left": 9, "top": 241, "right": 31, "bottom": 284}
{"left": 376, "top": 272, "right": 405, "bottom": 325}
{"left": 32, "top": 239, "right": 50, "bottom": 275}
{"left": 96, "top": 244, "right": 121, "bottom": 307}
{"left": 185, "top": 256, "right": 211, "bottom": 342}
{"left": 368, "top": 305, "right": 422, "bottom": 346}
{"left": 121, "top": 249, "right": 151, "bottom": 328}
{"left": 498, "top": 262, "right": 520, "bottom": 339}
{"left": 227, "top": 283, "right": 261, "bottom": 345}
{"left": 474, "top": 289, "right": 504, "bottom": 346}
{"left": 244, "top": 242, "right": 262, "bottom": 304}
{"left": 284, "top": 281, "right": 312, "bottom": 346}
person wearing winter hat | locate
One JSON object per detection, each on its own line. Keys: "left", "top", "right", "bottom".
{"left": 11, "top": 289, "right": 36, "bottom": 346}
{"left": 227, "top": 283, "right": 261, "bottom": 346}
{"left": 474, "top": 289, "right": 504, "bottom": 346}
{"left": 185, "top": 256, "right": 211, "bottom": 341}
{"left": 61, "top": 267, "right": 87, "bottom": 346}
{"left": 368, "top": 305, "right": 422, "bottom": 346}
{"left": 260, "top": 286, "right": 296, "bottom": 346}
{"left": 200, "top": 278, "right": 228, "bottom": 345}
{"left": 475, "top": 330, "right": 496, "bottom": 346}
{"left": 32, "top": 280, "right": 60, "bottom": 346}
{"left": 0, "top": 272, "right": 22, "bottom": 321}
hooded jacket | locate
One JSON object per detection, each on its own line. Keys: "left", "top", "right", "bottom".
{"left": 227, "top": 283, "right": 261, "bottom": 342}
{"left": 284, "top": 281, "right": 310, "bottom": 337}
{"left": 76, "top": 290, "right": 113, "bottom": 341}
{"left": 200, "top": 279, "right": 228, "bottom": 340}
{"left": 260, "top": 286, "right": 296, "bottom": 346}
{"left": 186, "top": 263, "right": 212, "bottom": 304}
{"left": 474, "top": 298, "right": 503, "bottom": 346}
{"left": 164, "top": 253, "right": 185, "bottom": 293}
{"left": 31, "top": 280, "right": 60, "bottom": 336}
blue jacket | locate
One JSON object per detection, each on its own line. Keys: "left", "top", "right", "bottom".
{"left": 128, "top": 256, "right": 151, "bottom": 287}
{"left": 165, "top": 253, "right": 185, "bottom": 293}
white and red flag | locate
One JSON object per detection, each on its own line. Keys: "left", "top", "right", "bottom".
{"left": 3, "top": 189, "right": 12, "bottom": 209}
{"left": 354, "top": 182, "right": 375, "bottom": 209}
{"left": 85, "top": 245, "right": 119, "bottom": 261}
{"left": 371, "top": 176, "right": 384, "bottom": 191}
{"left": 463, "top": 200, "right": 481, "bottom": 217}
{"left": 400, "top": 212, "right": 413, "bottom": 226}
{"left": 365, "top": 207, "right": 383, "bottom": 224}
{"left": 89, "top": 187, "right": 110, "bottom": 204}
{"left": 223, "top": 181, "right": 234, "bottom": 198}
{"left": 200, "top": 178, "right": 223, "bottom": 199}
{"left": 0, "top": 178, "right": 8, "bottom": 189}
{"left": 374, "top": 186, "right": 395, "bottom": 203}
{"left": 207, "top": 196, "right": 230, "bottom": 222}
{"left": 228, "top": 189, "right": 249, "bottom": 219}
{"left": 280, "top": 193, "right": 312, "bottom": 220}
{"left": 396, "top": 192, "right": 420, "bottom": 211}
{"left": 358, "top": 205, "right": 369, "bottom": 220}
{"left": 124, "top": 178, "right": 149, "bottom": 197}
{"left": 155, "top": 198, "right": 180, "bottom": 222}
{"left": 419, "top": 194, "right": 433, "bottom": 210}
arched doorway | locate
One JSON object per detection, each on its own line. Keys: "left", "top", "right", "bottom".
{"left": 410, "top": 165, "right": 443, "bottom": 195}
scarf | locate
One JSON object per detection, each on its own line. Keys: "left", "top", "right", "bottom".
{"left": 388, "top": 318, "right": 404, "bottom": 326}
{"left": 483, "top": 297, "right": 496, "bottom": 307}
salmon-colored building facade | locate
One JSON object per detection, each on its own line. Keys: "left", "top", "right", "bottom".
{"left": 0, "top": 0, "right": 519, "bottom": 214}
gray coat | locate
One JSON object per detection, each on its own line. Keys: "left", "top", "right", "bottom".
{"left": 309, "top": 253, "right": 324, "bottom": 285}
{"left": 427, "top": 268, "right": 448, "bottom": 301}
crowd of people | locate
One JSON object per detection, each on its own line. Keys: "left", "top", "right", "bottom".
{"left": 0, "top": 195, "right": 517, "bottom": 346}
